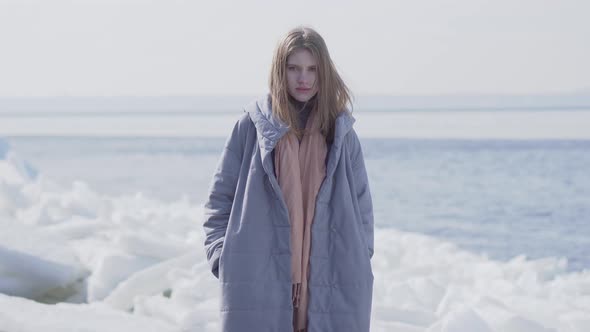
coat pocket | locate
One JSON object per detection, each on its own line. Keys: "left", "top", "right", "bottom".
{"left": 218, "top": 249, "right": 225, "bottom": 280}
{"left": 219, "top": 252, "right": 270, "bottom": 282}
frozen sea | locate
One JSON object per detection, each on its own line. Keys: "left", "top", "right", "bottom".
{"left": 1, "top": 107, "right": 590, "bottom": 331}
{"left": 5, "top": 136, "right": 590, "bottom": 272}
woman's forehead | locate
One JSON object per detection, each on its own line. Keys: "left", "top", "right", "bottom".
{"left": 287, "top": 48, "right": 317, "bottom": 64}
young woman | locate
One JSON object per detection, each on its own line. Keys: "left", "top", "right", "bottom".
{"left": 203, "top": 26, "right": 374, "bottom": 332}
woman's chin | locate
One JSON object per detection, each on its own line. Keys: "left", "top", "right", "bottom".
{"left": 290, "top": 92, "right": 317, "bottom": 103}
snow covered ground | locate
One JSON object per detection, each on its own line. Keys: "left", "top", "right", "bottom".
{"left": 1, "top": 133, "right": 590, "bottom": 331}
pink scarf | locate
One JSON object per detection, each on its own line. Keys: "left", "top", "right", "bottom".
{"left": 274, "top": 108, "right": 328, "bottom": 332}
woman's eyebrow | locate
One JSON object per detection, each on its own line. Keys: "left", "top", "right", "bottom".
{"left": 286, "top": 64, "right": 317, "bottom": 68}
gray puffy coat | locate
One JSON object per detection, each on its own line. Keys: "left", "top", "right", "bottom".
{"left": 203, "top": 94, "right": 374, "bottom": 332}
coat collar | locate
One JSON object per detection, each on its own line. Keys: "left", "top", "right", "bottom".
{"left": 244, "top": 93, "right": 356, "bottom": 153}
{"left": 245, "top": 94, "right": 356, "bottom": 180}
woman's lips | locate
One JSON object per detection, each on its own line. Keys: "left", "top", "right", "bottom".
{"left": 296, "top": 87, "right": 311, "bottom": 92}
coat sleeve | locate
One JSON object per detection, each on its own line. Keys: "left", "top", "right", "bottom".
{"left": 349, "top": 129, "right": 375, "bottom": 260}
{"left": 202, "top": 115, "right": 247, "bottom": 278}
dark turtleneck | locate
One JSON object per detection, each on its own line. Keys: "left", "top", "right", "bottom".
{"left": 288, "top": 94, "right": 317, "bottom": 132}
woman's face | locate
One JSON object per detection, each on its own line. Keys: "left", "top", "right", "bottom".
{"left": 286, "top": 48, "right": 319, "bottom": 102}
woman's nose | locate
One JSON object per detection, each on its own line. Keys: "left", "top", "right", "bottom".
{"left": 298, "top": 71, "right": 309, "bottom": 83}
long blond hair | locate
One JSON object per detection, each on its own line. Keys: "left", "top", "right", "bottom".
{"left": 269, "top": 26, "right": 353, "bottom": 143}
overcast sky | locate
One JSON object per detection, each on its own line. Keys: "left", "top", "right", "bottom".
{"left": 0, "top": 0, "right": 589, "bottom": 97}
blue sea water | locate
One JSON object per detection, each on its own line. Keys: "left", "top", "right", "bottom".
{"left": 6, "top": 136, "right": 590, "bottom": 272}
